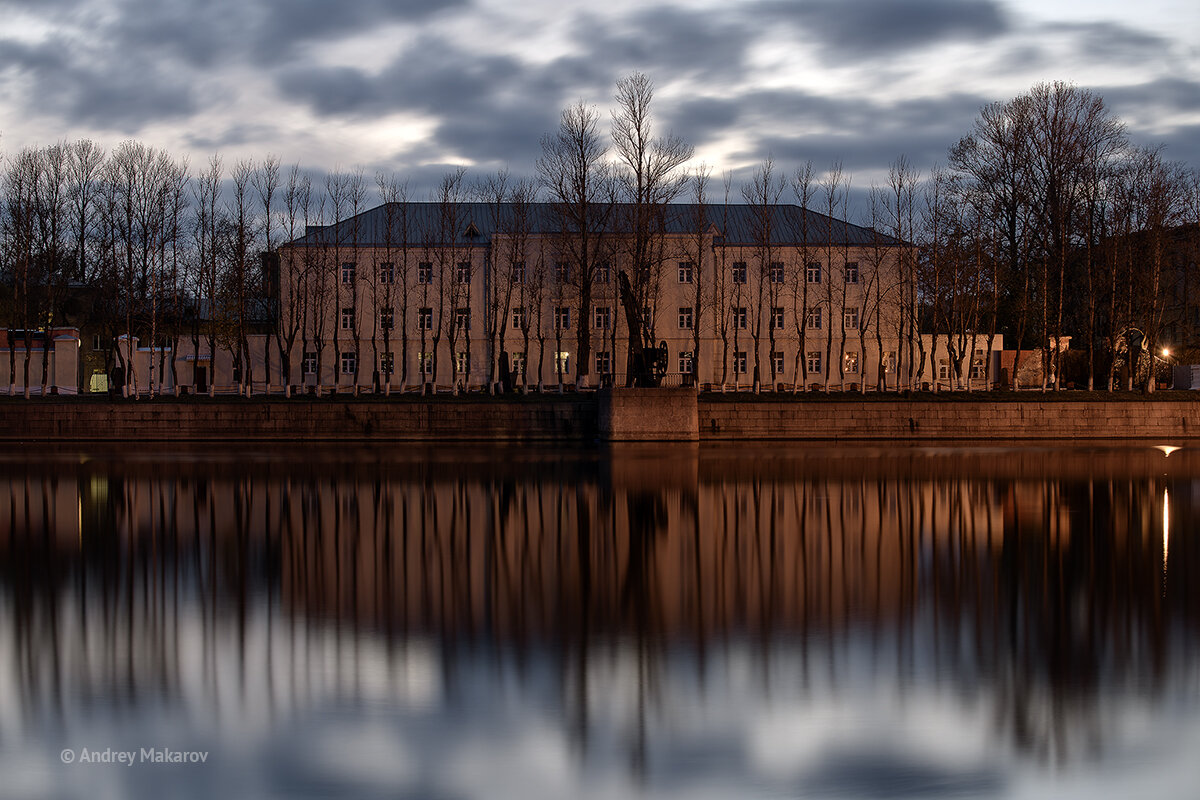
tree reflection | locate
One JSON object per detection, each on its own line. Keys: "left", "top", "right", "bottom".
{"left": 0, "top": 444, "right": 1197, "bottom": 780}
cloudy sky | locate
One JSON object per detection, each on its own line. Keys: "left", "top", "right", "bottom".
{"left": 1, "top": 0, "right": 1197, "bottom": 205}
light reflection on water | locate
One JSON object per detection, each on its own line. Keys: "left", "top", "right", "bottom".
{"left": 1, "top": 443, "right": 1199, "bottom": 799}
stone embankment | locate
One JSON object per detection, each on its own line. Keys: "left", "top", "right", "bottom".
{"left": 2, "top": 391, "right": 1199, "bottom": 442}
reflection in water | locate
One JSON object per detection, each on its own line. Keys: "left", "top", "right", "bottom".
{"left": 1, "top": 444, "right": 1199, "bottom": 799}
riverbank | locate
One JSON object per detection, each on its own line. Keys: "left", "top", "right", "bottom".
{"left": 2, "top": 390, "right": 1199, "bottom": 442}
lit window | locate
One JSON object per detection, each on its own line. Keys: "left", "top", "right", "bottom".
{"left": 844, "top": 351, "right": 859, "bottom": 374}
{"left": 732, "top": 262, "right": 747, "bottom": 284}
{"left": 971, "top": 349, "right": 986, "bottom": 379}
{"left": 341, "top": 262, "right": 356, "bottom": 284}
{"left": 418, "top": 352, "right": 433, "bottom": 375}
{"left": 679, "top": 350, "right": 694, "bottom": 374}
{"left": 510, "top": 352, "right": 526, "bottom": 376}
{"left": 594, "top": 306, "right": 611, "bottom": 329}
{"left": 379, "top": 352, "right": 394, "bottom": 375}
{"left": 341, "top": 352, "right": 357, "bottom": 375}
{"left": 455, "top": 351, "right": 469, "bottom": 373}
{"left": 844, "top": 262, "right": 859, "bottom": 284}
{"left": 884, "top": 352, "right": 897, "bottom": 374}
{"left": 555, "top": 351, "right": 571, "bottom": 375}
{"left": 678, "top": 306, "right": 693, "bottom": 330}
{"left": 678, "top": 262, "right": 694, "bottom": 283}
{"left": 806, "top": 262, "right": 821, "bottom": 284}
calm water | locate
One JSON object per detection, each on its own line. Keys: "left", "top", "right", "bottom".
{"left": 1, "top": 443, "right": 1199, "bottom": 799}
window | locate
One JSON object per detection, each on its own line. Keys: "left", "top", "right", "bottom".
{"left": 678, "top": 306, "right": 694, "bottom": 330}
{"left": 807, "top": 351, "right": 822, "bottom": 374}
{"left": 555, "top": 351, "right": 570, "bottom": 375}
{"left": 92, "top": 334, "right": 103, "bottom": 351}
{"left": 555, "top": 307, "right": 571, "bottom": 331}
{"left": 512, "top": 307, "right": 526, "bottom": 330}
{"left": 771, "top": 307, "right": 784, "bottom": 330}
{"left": 341, "top": 262, "right": 356, "bottom": 284}
{"left": 455, "top": 308, "right": 471, "bottom": 330}
{"left": 884, "top": 352, "right": 897, "bottom": 374}
{"left": 456, "top": 261, "right": 471, "bottom": 284}
{"left": 455, "top": 351, "right": 469, "bottom": 374}
{"left": 733, "top": 351, "right": 748, "bottom": 374}
{"left": 971, "top": 349, "right": 986, "bottom": 379}
{"left": 806, "top": 308, "right": 822, "bottom": 330}
{"left": 732, "top": 262, "right": 747, "bottom": 284}
{"left": 938, "top": 359, "right": 950, "bottom": 381}
{"left": 844, "top": 351, "right": 859, "bottom": 374}
{"left": 379, "top": 307, "right": 394, "bottom": 330}
{"left": 341, "top": 352, "right": 357, "bottom": 375}
{"left": 418, "top": 352, "right": 433, "bottom": 375}
{"left": 843, "top": 307, "right": 858, "bottom": 330}
{"left": 596, "top": 263, "right": 611, "bottom": 284}
{"left": 806, "top": 262, "right": 821, "bottom": 284}
{"left": 302, "top": 351, "right": 317, "bottom": 376}
{"left": 733, "top": 307, "right": 747, "bottom": 329}
{"left": 769, "top": 262, "right": 784, "bottom": 284}
{"left": 379, "top": 352, "right": 394, "bottom": 375}
{"left": 596, "top": 351, "right": 611, "bottom": 374}
{"left": 679, "top": 350, "right": 694, "bottom": 374}
{"left": 379, "top": 263, "right": 395, "bottom": 284}
{"left": 771, "top": 350, "right": 785, "bottom": 375}
{"left": 511, "top": 261, "right": 525, "bottom": 282}
{"left": 510, "top": 351, "right": 526, "bottom": 376}
{"left": 417, "top": 262, "right": 433, "bottom": 284}
{"left": 594, "top": 306, "right": 611, "bottom": 329}
{"left": 678, "top": 262, "right": 694, "bottom": 283}
{"left": 341, "top": 307, "right": 354, "bottom": 330}
{"left": 417, "top": 307, "right": 433, "bottom": 330}
{"left": 555, "top": 262, "right": 570, "bottom": 283}
{"left": 232, "top": 362, "right": 241, "bottom": 384}
{"left": 844, "top": 262, "right": 859, "bottom": 284}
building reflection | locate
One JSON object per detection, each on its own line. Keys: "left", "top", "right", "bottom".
{"left": 0, "top": 444, "right": 1198, "bottom": 776}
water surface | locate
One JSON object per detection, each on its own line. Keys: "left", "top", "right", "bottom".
{"left": 1, "top": 443, "right": 1198, "bottom": 799}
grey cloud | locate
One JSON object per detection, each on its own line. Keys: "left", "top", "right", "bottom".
{"left": 800, "top": 748, "right": 1005, "bottom": 798}
{"left": 1048, "top": 21, "right": 1170, "bottom": 63}
{"left": 0, "top": 35, "right": 195, "bottom": 129}
{"left": 757, "top": 0, "right": 1011, "bottom": 57}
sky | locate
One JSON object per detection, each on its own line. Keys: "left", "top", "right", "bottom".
{"left": 1, "top": 0, "right": 1198, "bottom": 211}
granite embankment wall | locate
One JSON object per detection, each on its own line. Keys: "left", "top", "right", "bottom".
{"left": 3, "top": 396, "right": 1200, "bottom": 442}
{"left": 701, "top": 399, "right": 1200, "bottom": 440}
{"left": 0, "top": 398, "right": 597, "bottom": 442}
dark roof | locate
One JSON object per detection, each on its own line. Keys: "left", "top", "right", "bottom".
{"left": 288, "top": 202, "right": 902, "bottom": 248}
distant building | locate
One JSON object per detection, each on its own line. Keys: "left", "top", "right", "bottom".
{"left": 0, "top": 328, "right": 80, "bottom": 395}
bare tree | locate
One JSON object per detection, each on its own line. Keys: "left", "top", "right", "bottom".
{"left": 741, "top": 157, "right": 784, "bottom": 392}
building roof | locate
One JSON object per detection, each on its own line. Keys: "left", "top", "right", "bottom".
{"left": 287, "top": 202, "right": 902, "bottom": 248}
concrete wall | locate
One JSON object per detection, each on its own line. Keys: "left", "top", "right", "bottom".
{"left": 6, "top": 396, "right": 1200, "bottom": 442}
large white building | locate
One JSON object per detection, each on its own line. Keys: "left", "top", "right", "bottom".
{"left": 155, "top": 201, "right": 999, "bottom": 395}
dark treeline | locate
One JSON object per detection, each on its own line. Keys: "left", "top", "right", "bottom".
{"left": 1, "top": 79, "right": 1197, "bottom": 396}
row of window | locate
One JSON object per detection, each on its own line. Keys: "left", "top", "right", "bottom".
{"left": 341, "top": 305, "right": 861, "bottom": 332}
{"left": 338, "top": 261, "right": 863, "bottom": 287}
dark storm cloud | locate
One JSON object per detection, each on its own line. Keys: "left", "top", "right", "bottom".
{"left": 570, "top": 7, "right": 753, "bottom": 82}
{"left": 0, "top": 35, "right": 196, "bottom": 128}
{"left": 756, "top": 0, "right": 1011, "bottom": 57}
